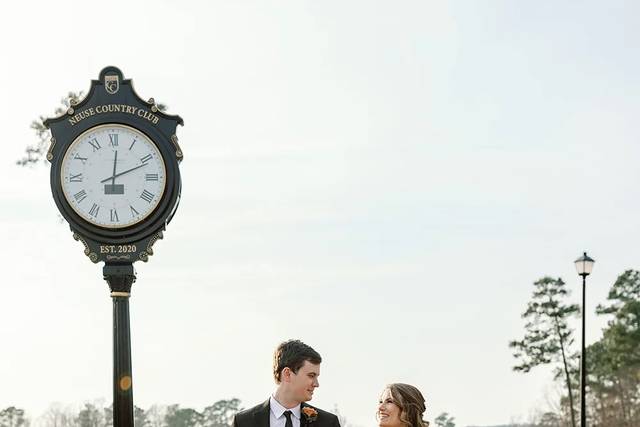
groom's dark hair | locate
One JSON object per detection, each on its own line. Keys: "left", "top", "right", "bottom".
{"left": 273, "top": 339, "right": 322, "bottom": 383}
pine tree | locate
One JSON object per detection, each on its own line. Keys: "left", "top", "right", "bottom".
{"left": 509, "top": 277, "right": 579, "bottom": 427}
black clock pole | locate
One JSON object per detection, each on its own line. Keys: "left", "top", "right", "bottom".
{"left": 44, "top": 66, "right": 184, "bottom": 427}
{"left": 104, "top": 263, "right": 136, "bottom": 427}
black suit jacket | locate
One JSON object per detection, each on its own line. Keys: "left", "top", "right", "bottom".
{"left": 233, "top": 399, "right": 340, "bottom": 427}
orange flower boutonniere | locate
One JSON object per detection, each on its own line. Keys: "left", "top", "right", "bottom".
{"left": 302, "top": 407, "right": 318, "bottom": 423}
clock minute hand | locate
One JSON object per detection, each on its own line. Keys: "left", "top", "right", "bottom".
{"left": 111, "top": 150, "right": 118, "bottom": 186}
{"left": 100, "top": 163, "right": 148, "bottom": 183}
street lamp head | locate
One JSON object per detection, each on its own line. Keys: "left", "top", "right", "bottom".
{"left": 574, "top": 251, "right": 595, "bottom": 276}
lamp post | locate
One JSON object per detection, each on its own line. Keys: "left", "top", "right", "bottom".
{"left": 574, "top": 251, "right": 595, "bottom": 427}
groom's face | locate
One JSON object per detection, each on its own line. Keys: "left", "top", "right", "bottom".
{"left": 288, "top": 360, "right": 320, "bottom": 402}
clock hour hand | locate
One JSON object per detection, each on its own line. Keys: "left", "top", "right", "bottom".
{"left": 100, "top": 163, "right": 148, "bottom": 183}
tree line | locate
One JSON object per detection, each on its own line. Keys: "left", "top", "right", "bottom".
{"left": 510, "top": 270, "right": 640, "bottom": 427}
{"left": 0, "top": 401, "right": 463, "bottom": 427}
{"left": 0, "top": 398, "right": 242, "bottom": 427}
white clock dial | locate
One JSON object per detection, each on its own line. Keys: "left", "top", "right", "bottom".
{"left": 60, "top": 124, "right": 166, "bottom": 229}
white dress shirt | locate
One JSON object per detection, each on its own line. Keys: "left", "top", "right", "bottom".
{"left": 270, "top": 395, "right": 301, "bottom": 427}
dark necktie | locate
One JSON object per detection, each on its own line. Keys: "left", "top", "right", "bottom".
{"left": 284, "top": 410, "right": 293, "bottom": 427}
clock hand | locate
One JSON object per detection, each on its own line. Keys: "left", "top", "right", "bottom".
{"left": 111, "top": 150, "right": 118, "bottom": 186}
{"left": 100, "top": 163, "right": 148, "bottom": 183}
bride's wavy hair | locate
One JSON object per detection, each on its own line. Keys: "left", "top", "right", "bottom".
{"left": 386, "top": 383, "right": 429, "bottom": 427}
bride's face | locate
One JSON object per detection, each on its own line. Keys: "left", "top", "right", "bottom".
{"left": 377, "top": 388, "right": 403, "bottom": 427}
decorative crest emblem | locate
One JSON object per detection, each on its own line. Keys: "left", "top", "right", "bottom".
{"left": 105, "top": 74, "right": 119, "bottom": 94}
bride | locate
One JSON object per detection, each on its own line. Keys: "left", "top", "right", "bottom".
{"left": 376, "top": 383, "right": 429, "bottom": 427}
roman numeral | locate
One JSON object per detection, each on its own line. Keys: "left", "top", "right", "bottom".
{"left": 87, "top": 138, "right": 101, "bottom": 151}
{"left": 74, "top": 154, "right": 88, "bottom": 163}
{"left": 89, "top": 203, "right": 100, "bottom": 217}
{"left": 110, "top": 209, "right": 119, "bottom": 222}
{"left": 129, "top": 139, "right": 137, "bottom": 150}
{"left": 130, "top": 205, "right": 140, "bottom": 217}
{"left": 145, "top": 173, "right": 159, "bottom": 181}
{"left": 140, "top": 190, "right": 154, "bottom": 203}
{"left": 108, "top": 134, "right": 119, "bottom": 147}
{"left": 69, "top": 173, "right": 83, "bottom": 182}
{"left": 73, "top": 190, "right": 87, "bottom": 203}
{"left": 140, "top": 154, "right": 152, "bottom": 164}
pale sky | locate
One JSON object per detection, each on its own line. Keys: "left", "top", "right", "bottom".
{"left": 2, "top": 1, "right": 640, "bottom": 426}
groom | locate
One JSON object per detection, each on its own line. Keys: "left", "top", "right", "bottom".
{"left": 233, "top": 340, "right": 341, "bottom": 427}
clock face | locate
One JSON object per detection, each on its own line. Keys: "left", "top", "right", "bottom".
{"left": 60, "top": 124, "right": 166, "bottom": 229}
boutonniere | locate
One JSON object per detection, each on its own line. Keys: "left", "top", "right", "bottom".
{"left": 302, "top": 407, "right": 318, "bottom": 423}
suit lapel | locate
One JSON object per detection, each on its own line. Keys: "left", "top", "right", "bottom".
{"left": 253, "top": 399, "right": 270, "bottom": 427}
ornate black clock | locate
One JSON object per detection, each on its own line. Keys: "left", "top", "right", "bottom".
{"left": 43, "top": 66, "right": 184, "bottom": 427}
{"left": 45, "top": 66, "right": 183, "bottom": 264}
